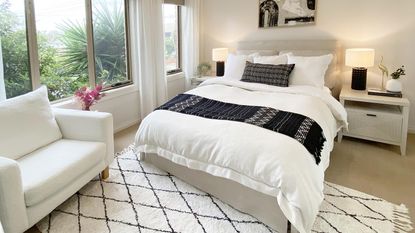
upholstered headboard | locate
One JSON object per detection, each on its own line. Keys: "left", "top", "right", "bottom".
{"left": 237, "top": 40, "right": 343, "bottom": 96}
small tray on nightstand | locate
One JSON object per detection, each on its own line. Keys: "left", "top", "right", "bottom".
{"left": 368, "top": 89, "right": 402, "bottom": 98}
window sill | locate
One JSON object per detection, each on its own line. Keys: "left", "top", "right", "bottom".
{"left": 52, "top": 84, "right": 138, "bottom": 108}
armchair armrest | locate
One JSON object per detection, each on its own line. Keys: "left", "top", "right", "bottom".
{"left": 0, "top": 157, "right": 28, "bottom": 233}
{"left": 52, "top": 108, "right": 114, "bottom": 166}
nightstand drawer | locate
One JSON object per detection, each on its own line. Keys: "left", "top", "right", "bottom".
{"left": 346, "top": 109, "right": 402, "bottom": 143}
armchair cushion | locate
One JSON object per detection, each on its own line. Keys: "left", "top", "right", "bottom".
{"left": 18, "top": 139, "right": 106, "bottom": 207}
{"left": 0, "top": 86, "right": 62, "bottom": 160}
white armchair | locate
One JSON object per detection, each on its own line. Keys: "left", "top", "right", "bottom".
{"left": 0, "top": 89, "right": 114, "bottom": 233}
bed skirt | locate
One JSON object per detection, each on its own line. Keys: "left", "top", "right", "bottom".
{"left": 140, "top": 152, "right": 299, "bottom": 233}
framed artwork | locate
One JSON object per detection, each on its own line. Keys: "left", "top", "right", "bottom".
{"left": 259, "top": 0, "right": 316, "bottom": 28}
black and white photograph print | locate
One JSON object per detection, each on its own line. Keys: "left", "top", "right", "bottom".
{"left": 259, "top": 0, "right": 279, "bottom": 28}
{"left": 259, "top": 0, "right": 316, "bottom": 28}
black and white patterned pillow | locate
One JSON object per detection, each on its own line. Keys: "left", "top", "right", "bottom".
{"left": 241, "top": 62, "right": 295, "bottom": 87}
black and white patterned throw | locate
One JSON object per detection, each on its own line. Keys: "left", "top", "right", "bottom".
{"left": 156, "top": 94, "right": 326, "bottom": 165}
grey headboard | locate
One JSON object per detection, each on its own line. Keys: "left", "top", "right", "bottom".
{"left": 237, "top": 40, "right": 343, "bottom": 96}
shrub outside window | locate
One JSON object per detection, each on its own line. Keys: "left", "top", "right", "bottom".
{"left": 0, "top": 0, "right": 132, "bottom": 102}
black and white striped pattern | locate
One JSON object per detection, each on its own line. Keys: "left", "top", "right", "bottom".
{"left": 37, "top": 146, "right": 413, "bottom": 233}
{"left": 294, "top": 118, "right": 314, "bottom": 144}
{"left": 245, "top": 108, "right": 279, "bottom": 127}
{"left": 157, "top": 94, "right": 325, "bottom": 165}
{"left": 241, "top": 62, "right": 295, "bottom": 87}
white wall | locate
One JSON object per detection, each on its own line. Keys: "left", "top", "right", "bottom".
{"left": 200, "top": 0, "right": 415, "bottom": 131}
{"left": 54, "top": 86, "right": 141, "bottom": 133}
{"left": 167, "top": 74, "right": 186, "bottom": 99}
{"left": 53, "top": 75, "right": 185, "bottom": 133}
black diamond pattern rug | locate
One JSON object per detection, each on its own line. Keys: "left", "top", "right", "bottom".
{"left": 37, "top": 146, "right": 413, "bottom": 233}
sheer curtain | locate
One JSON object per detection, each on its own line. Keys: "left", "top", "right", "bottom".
{"left": 129, "top": 0, "right": 167, "bottom": 119}
{"left": 0, "top": 38, "right": 6, "bottom": 101}
{"left": 182, "top": 0, "right": 201, "bottom": 90}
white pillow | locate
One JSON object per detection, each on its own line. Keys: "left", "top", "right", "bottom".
{"left": 254, "top": 53, "right": 292, "bottom": 65}
{"left": 0, "top": 86, "right": 62, "bottom": 160}
{"left": 224, "top": 53, "right": 259, "bottom": 80}
{"left": 288, "top": 54, "right": 333, "bottom": 88}
{"left": 280, "top": 50, "right": 338, "bottom": 88}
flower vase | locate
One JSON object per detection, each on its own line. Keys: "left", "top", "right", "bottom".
{"left": 386, "top": 79, "right": 402, "bottom": 93}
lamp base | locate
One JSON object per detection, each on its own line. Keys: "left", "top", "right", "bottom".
{"left": 351, "top": 67, "right": 367, "bottom": 90}
{"left": 216, "top": 61, "right": 225, "bottom": 77}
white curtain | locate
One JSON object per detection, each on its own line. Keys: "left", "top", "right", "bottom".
{"left": 0, "top": 38, "right": 6, "bottom": 101}
{"left": 182, "top": 0, "right": 201, "bottom": 90}
{"left": 130, "top": 0, "right": 167, "bottom": 119}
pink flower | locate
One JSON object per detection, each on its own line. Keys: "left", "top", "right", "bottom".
{"left": 74, "top": 84, "right": 105, "bottom": 111}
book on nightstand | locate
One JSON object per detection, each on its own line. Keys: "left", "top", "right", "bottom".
{"left": 368, "top": 89, "right": 402, "bottom": 98}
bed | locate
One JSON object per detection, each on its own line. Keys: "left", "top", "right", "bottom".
{"left": 135, "top": 40, "right": 347, "bottom": 233}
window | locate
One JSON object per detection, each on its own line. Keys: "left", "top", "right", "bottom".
{"left": 163, "top": 4, "right": 181, "bottom": 75}
{"left": 0, "top": 0, "right": 131, "bottom": 101}
{"left": 92, "top": 0, "right": 130, "bottom": 87}
{"left": 0, "top": 0, "right": 32, "bottom": 99}
{"left": 34, "top": 0, "right": 89, "bottom": 100}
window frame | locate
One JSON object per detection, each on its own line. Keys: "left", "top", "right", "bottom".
{"left": 164, "top": 4, "right": 182, "bottom": 76}
{"left": 19, "top": 0, "right": 133, "bottom": 101}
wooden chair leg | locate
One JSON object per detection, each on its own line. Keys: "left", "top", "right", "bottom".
{"left": 25, "top": 225, "right": 41, "bottom": 233}
{"left": 101, "top": 166, "right": 110, "bottom": 180}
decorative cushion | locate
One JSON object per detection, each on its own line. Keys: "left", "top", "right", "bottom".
{"left": 253, "top": 53, "right": 292, "bottom": 65}
{"left": 0, "top": 86, "right": 62, "bottom": 160}
{"left": 18, "top": 139, "right": 106, "bottom": 206}
{"left": 241, "top": 62, "right": 295, "bottom": 87}
{"left": 287, "top": 54, "right": 333, "bottom": 88}
{"left": 224, "top": 53, "right": 259, "bottom": 80}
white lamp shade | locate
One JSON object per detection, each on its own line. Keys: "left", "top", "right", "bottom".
{"left": 212, "top": 48, "right": 229, "bottom": 62}
{"left": 345, "top": 48, "right": 375, "bottom": 68}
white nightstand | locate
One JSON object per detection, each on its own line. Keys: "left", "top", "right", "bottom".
{"left": 190, "top": 76, "right": 216, "bottom": 89}
{"left": 338, "top": 86, "right": 410, "bottom": 155}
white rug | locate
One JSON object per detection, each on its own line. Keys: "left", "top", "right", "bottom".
{"left": 37, "top": 146, "right": 413, "bottom": 233}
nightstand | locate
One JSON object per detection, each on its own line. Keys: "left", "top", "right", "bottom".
{"left": 190, "top": 76, "right": 216, "bottom": 89}
{"left": 338, "top": 86, "right": 410, "bottom": 155}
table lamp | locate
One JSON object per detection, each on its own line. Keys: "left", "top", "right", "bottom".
{"left": 345, "top": 48, "right": 375, "bottom": 90}
{"left": 212, "top": 48, "right": 228, "bottom": 77}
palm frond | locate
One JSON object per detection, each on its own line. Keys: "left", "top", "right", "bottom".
{"left": 57, "top": 0, "right": 127, "bottom": 84}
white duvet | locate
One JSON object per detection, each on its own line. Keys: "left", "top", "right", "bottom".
{"left": 135, "top": 78, "right": 347, "bottom": 233}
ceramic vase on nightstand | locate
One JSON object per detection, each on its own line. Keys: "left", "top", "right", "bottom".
{"left": 386, "top": 79, "right": 402, "bottom": 93}
{"left": 386, "top": 66, "right": 406, "bottom": 93}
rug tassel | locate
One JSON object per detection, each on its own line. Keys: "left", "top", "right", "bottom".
{"left": 392, "top": 204, "right": 413, "bottom": 233}
{"left": 394, "top": 213, "right": 411, "bottom": 222}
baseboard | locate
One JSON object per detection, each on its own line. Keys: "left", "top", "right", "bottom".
{"left": 114, "top": 119, "right": 141, "bottom": 134}
{"left": 409, "top": 127, "right": 415, "bottom": 135}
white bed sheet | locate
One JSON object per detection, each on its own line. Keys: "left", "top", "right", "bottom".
{"left": 135, "top": 78, "right": 347, "bottom": 233}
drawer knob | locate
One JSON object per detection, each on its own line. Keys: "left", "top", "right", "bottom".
{"left": 366, "top": 114, "right": 377, "bottom": 117}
